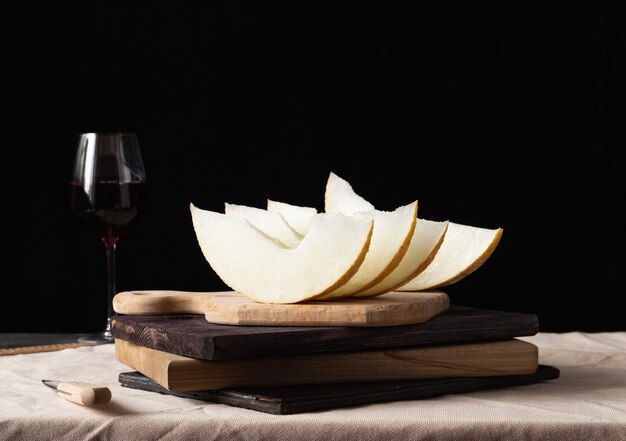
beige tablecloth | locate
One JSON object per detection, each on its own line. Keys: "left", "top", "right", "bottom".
{"left": 1, "top": 332, "right": 625, "bottom": 441}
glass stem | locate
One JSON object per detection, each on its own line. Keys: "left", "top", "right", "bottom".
{"left": 104, "top": 236, "right": 118, "bottom": 340}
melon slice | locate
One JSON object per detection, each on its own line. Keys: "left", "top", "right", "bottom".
{"left": 324, "top": 172, "right": 374, "bottom": 215}
{"left": 224, "top": 203, "right": 301, "bottom": 248}
{"left": 398, "top": 222, "right": 503, "bottom": 291}
{"left": 317, "top": 200, "right": 418, "bottom": 299}
{"left": 325, "top": 172, "right": 503, "bottom": 293}
{"left": 266, "top": 200, "right": 318, "bottom": 236}
{"left": 190, "top": 203, "right": 373, "bottom": 304}
{"left": 353, "top": 219, "right": 449, "bottom": 297}
{"left": 266, "top": 199, "right": 435, "bottom": 297}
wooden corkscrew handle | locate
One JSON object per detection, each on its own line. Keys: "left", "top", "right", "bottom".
{"left": 48, "top": 381, "right": 112, "bottom": 406}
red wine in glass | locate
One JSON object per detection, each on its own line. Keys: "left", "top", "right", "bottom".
{"left": 70, "top": 133, "right": 147, "bottom": 343}
{"left": 70, "top": 181, "right": 148, "bottom": 246}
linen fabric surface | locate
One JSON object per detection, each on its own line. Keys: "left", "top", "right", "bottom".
{"left": 1, "top": 332, "right": 625, "bottom": 441}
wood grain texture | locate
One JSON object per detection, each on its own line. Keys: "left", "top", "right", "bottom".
{"left": 111, "top": 305, "right": 539, "bottom": 361}
{"left": 119, "top": 365, "right": 561, "bottom": 415}
{"left": 113, "top": 290, "right": 450, "bottom": 327}
{"left": 115, "top": 338, "right": 538, "bottom": 391}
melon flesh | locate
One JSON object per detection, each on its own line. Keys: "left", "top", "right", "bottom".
{"left": 190, "top": 204, "right": 373, "bottom": 304}
{"left": 354, "top": 219, "right": 449, "bottom": 297}
{"left": 224, "top": 203, "right": 301, "bottom": 248}
{"left": 266, "top": 200, "right": 318, "bottom": 236}
{"left": 267, "top": 199, "right": 429, "bottom": 297}
{"left": 398, "top": 222, "right": 503, "bottom": 291}
{"left": 324, "top": 172, "right": 374, "bottom": 215}
{"left": 324, "top": 171, "right": 503, "bottom": 293}
{"left": 317, "top": 201, "right": 418, "bottom": 299}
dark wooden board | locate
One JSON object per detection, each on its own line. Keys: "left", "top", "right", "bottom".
{"left": 111, "top": 305, "right": 538, "bottom": 360}
{"left": 119, "top": 365, "right": 560, "bottom": 415}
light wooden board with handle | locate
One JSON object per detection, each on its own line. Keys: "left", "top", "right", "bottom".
{"left": 113, "top": 290, "right": 450, "bottom": 327}
{"left": 115, "top": 338, "right": 539, "bottom": 391}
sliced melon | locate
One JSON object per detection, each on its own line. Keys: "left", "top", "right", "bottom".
{"left": 190, "top": 203, "right": 373, "bottom": 304}
{"left": 317, "top": 200, "right": 418, "bottom": 299}
{"left": 224, "top": 203, "right": 301, "bottom": 248}
{"left": 324, "top": 172, "right": 374, "bottom": 215}
{"left": 354, "top": 219, "right": 449, "bottom": 297}
{"left": 398, "top": 222, "right": 503, "bottom": 291}
{"left": 325, "top": 172, "right": 503, "bottom": 293}
{"left": 266, "top": 200, "right": 318, "bottom": 236}
{"left": 266, "top": 199, "right": 444, "bottom": 297}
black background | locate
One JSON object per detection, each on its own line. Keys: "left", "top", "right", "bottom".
{"left": 3, "top": 2, "right": 625, "bottom": 333}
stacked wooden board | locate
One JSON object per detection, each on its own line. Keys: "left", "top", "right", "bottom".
{"left": 111, "top": 290, "right": 559, "bottom": 414}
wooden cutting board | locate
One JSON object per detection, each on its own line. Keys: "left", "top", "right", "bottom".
{"left": 113, "top": 290, "right": 450, "bottom": 327}
{"left": 119, "top": 365, "right": 561, "bottom": 415}
{"left": 111, "top": 305, "right": 539, "bottom": 361}
{"left": 115, "top": 338, "right": 539, "bottom": 391}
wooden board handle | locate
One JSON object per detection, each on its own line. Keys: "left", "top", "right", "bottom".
{"left": 113, "top": 290, "right": 228, "bottom": 315}
{"left": 112, "top": 290, "right": 450, "bottom": 327}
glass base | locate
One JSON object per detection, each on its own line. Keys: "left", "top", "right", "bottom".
{"left": 78, "top": 331, "right": 113, "bottom": 345}
{"left": 78, "top": 317, "right": 114, "bottom": 344}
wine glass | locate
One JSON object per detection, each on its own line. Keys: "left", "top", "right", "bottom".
{"left": 70, "top": 132, "right": 148, "bottom": 343}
